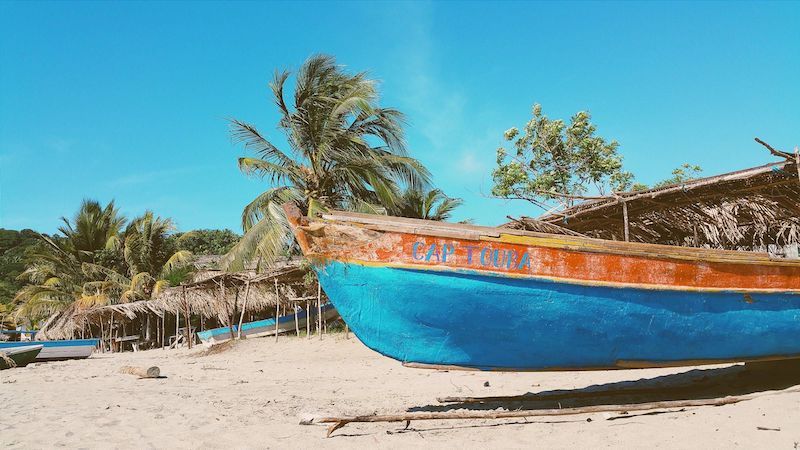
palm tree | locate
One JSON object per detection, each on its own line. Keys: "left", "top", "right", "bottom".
{"left": 222, "top": 55, "right": 430, "bottom": 270}
{"left": 14, "top": 205, "right": 191, "bottom": 323}
{"left": 58, "top": 199, "right": 126, "bottom": 261}
{"left": 14, "top": 200, "right": 127, "bottom": 320}
{"left": 390, "top": 188, "right": 464, "bottom": 221}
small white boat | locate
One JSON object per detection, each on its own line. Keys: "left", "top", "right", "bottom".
{"left": 0, "top": 339, "right": 98, "bottom": 361}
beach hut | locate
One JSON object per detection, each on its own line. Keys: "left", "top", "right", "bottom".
{"left": 34, "top": 257, "right": 336, "bottom": 350}
{"left": 504, "top": 157, "right": 800, "bottom": 257}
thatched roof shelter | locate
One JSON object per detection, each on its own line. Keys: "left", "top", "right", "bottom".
{"left": 504, "top": 158, "right": 800, "bottom": 252}
{"left": 38, "top": 257, "right": 320, "bottom": 340}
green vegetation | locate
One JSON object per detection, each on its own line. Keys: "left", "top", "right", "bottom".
{"left": 170, "top": 229, "right": 239, "bottom": 255}
{"left": 0, "top": 229, "right": 41, "bottom": 327}
{"left": 8, "top": 200, "right": 240, "bottom": 326}
{"left": 654, "top": 163, "right": 704, "bottom": 188}
{"left": 492, "top": 103, "right": 702, "bottom": 207}
{"left": 222, "top": 54, "right": 433, "bottom": 270}
{"left": 389, "top": 188, "right": 463, "bottom": 221}
{"left": 492, "top": 103, "right": 635, "bottom": 210}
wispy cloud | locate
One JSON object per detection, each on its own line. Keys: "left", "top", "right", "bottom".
{"left": 106, "top": 165, "right": 211, "bottom": 188}
{"left": 46, "top": 138, "right": 74, "bottom": 154}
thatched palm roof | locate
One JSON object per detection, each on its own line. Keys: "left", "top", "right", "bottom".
{"left": 37, "top": 258, "right": 320, "bottom": 339}
{"left": 505, "top": 159, "right": 800, "bottom": 251}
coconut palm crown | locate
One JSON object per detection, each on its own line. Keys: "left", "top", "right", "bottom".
{"left": 222, "top": 55, "right": 431, "bottom": 270}
{"left": 390, "top": 188, "right": 464, "bottom": 222}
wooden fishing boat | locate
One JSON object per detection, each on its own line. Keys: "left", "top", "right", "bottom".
{"left": 0, "top": 344, "right": 43, "bottom": 369}
{"left": 0, "top": 339, "right": 98, "bottom": 362}
{"left": 284, "top": 204, "right": 800, "bottom": 371}
{"left": 196, "top": 304, "right": 339, "bottom": 345}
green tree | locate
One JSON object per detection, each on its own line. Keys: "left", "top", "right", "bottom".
{"left": 170, "top": 229, "right": 239, "bottom": 255}
{"left": 390, "top": 188, "right": 463, "bottom": 221}
{"left": 0, "top": 229, "right": 41, "bottom": 327}
{"left": 492, "top": 103, "right": 634, "bottom": 210}
{"left": 57, "top": 199, "right": 126, "bottom": 261}
{"left": 653, "top": 163, "right": 703, "bottom": 188}
{"left": 13, "top": 203, "right": 192, "bottom": 323}
{"left": 222, "top": 55, "right": 430, "bottom": 270}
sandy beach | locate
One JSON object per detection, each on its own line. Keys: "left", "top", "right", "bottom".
{"left": 2, "top": 334, "right": 799, "bottom": 449}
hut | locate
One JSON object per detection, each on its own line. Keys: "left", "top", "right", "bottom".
{"left": 36, "top": 257, "right": 334, "bottom": 349}
{"left": 504, "top": 155, "right": 800, "bottom": 257}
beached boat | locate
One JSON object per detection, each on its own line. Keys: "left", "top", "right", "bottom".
{"left": 0, "top": 344, "right": 43, "bottom": 369}
{"left": 197, "top": 304, "right": 339, "bottom": 345}
{"left": 284, "top": 204, "right": 800, "bottom": 371}
{"left": 0, "top": 339, "right": 98, "bottom": 362}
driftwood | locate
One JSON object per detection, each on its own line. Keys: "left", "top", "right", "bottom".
{"left": 119, "top": 366, "right": 161, "bottom": 379}
{"left": 306, "top": 396, "right": 744, "bottom": 437}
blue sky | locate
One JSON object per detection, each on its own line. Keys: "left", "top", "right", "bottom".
{"left": 1, "top": 1, "right": 798, "bottom": 233}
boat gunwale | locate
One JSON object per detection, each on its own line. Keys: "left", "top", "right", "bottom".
{"left": 319, "top": 210, "right": 800, "bottom": 267}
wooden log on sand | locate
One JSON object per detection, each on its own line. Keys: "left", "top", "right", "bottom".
{"left": 119, "top": 366, "right": 161, "bottom": 379}
{"left": 306, "top": 396, "right": 744, "bottom": 437}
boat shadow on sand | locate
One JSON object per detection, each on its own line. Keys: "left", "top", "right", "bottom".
{"left": 412, "top": 359, "right": 800, "bottom": 413}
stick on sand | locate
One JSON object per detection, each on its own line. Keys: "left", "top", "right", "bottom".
{"left": 307, "top": 396, "right": 744, "bottom": 437}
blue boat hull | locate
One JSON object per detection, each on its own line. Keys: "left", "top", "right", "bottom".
{"left": 316, "top": 261, "right": 800, "bottom": 370}
{"left": 0, "top": 339, "right": 98, "bottom": 361}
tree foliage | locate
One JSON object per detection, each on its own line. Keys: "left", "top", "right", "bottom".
{"left": 0, "top": 229, "right": 41, "bottom": 327}
{"left": 389, "top": 188, "right": 463, "bottom": 221}
{"left": 492, "top": 104, "right": 634, "bottom": 210}
{"left": 11, "top": 201, "right": 195, "bottom": 324}
{"left": 170, "top": 229, "right": 239, "bottom": 255}
{"left": 222, "top": 54, "right": 430, "bottom": 270}
{"left": 654, "top": 163, "right": 703, "bottom": 188}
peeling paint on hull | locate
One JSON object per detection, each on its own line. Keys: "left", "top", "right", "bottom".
{"left": 283, "top": 206, "right": 800, "bottom": 371}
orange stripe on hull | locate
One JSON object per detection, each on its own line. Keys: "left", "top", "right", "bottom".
{"left": 323, "top": 232, "right": 800, "bottom": 292}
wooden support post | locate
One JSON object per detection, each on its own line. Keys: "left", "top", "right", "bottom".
{"left": 306, "top": 300, "right": 311, "bottom": 339}
{"left": 110, "top": 312, "right": 115, "bottom": 353}
{"left": 622, "top": 200, "right": 630, "bottom": 242}
{"left": 175, "top": 307, "right": 180, "bottom": 349}
{"left": 237, "top": 280, "right": 251, "bottom": 340}
{"left": 345, "top": 324, "right": 349, "bottom": 340}
{"left": 161, "top": 311, "right": 166, "bottom": 350}
{"left": 100, "top": 318, "right": 105, "bottom": 353}
{"left": 795, "top": 149, "right": 800, "bottom": 181}
{"left": 317, "top": 282, "right": 322, "bottom": 341}
{"left": 274, "top": 279, "right": 280, "bottom": 343}
{"left": 294, "top": 305, "right": 300, "bottom": 336}
{"left": 183, "top": 285, "right": 192, "bottom": 350}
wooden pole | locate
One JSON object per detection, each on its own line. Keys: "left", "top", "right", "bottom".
{"left": 100, "top": 318, "right": 105, "bottom": 353}
{"left": 175, "top": 307, "right": 180, "bottom": 349}
{"left": 110, "top": 312, "right": 115, "bottom": 353}
{"left": 317, "top": 282, "right": 322, "bottom": 340}
{"left": 183, "top": 286, "right": 192, "bottom": 350}
{"left": 274, "top": 278, "right": 280, "bottom": 343}
{"left": 294, "top": 304, "right": 300, "bottom": 336}
{"left": 622, "top": 200, "right": 630, "bottom": 242}
{"left": 306, "top": 300, "right": 311, "bottom": 339}
{"left": 795, "top": 149, "right": 799, "bottom": 182}
{"left": 237, "top": 280, "right": 251, "bottom": 340}
{"left": 161, "top": 311, "right": 166, "bottom": 350}
{"left": 313, "top": 397, "right": 745, "bottom": 438}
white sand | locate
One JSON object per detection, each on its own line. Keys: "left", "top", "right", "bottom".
{"left": 2, "top": 335, "right": 799, "bottom": 449}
